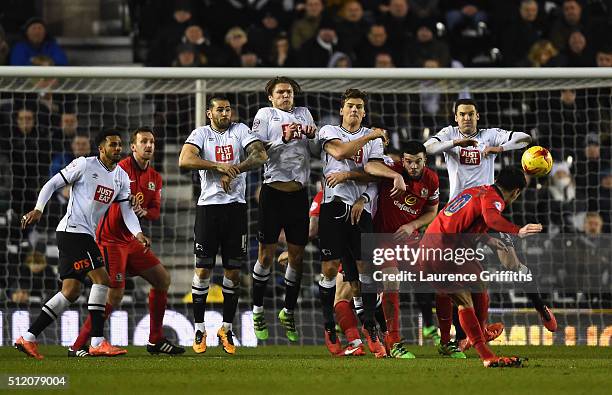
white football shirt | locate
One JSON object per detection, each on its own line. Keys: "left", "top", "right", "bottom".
{"left": 185, "top": 122, "right": 258, "bottom": 205}
{"left": 319, "top": 125, "right": 384, "bottom": 211}
{"left": 251, "top": 106, "right": 316, "bottom": 186}
{"left": 57, "top": 156, "right": 131, "bottom": 238}
{"left": 429, "top": 126, "right": 514, "bottom": 199}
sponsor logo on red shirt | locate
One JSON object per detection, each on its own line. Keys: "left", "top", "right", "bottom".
{"left": 94, "top": 185, "right": 114, "bottom": 204}
{"left": 459, "top": 149, "right": 481, "bottom": 165}
{"left": 215, "top": 145, "right": 234, "bottom": 162}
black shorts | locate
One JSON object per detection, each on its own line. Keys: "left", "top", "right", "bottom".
{"left": 57, "top": 231, "right": 106, "bottom": 281}
{"left": 194, "top": 203, "right": 247, "bottom": 270}
{"left": 319, "top": 201, "right": 373, "bottom": 282}
{"left": 257, "top": 184, "right": 309, "bottom": 246}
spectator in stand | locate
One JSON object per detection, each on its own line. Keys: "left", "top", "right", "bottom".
{"left": 405, "top": 20, "right": 451, "bottom": 67}
{"left": 564, "top": 30, "right": 595, "bottom": 66}
{"left": 597, "top": 169, "right": 612, "bottom": 232}
{"left": 222, "top": 26, "right": 249, "bottom": 67}
{"left": 50, "top": 133, "right": 91, "bottom": 178}
{"left": 172, "top": 43, "right": 200, "bottom": 67}
{"left": 410, "top": 0, "right": 440, "bottom": 20}
{"left": 501, "top": 0, "right": 547, "bottom": 67}
{"left": 240, "top": 46, "right": 261, "bottom": 67}
{"left": 537, "top": 162, "right": 584, "bottom": 233}
{"left": 595, "top": 46, "right": 612, "bottom": 67}
{"left": 379, "top": 0, "right": 417, "bottom": 61}
{"left": 549, "top": 0, "right": 589, "bottom": 52}
{"left": 528, "top": 39, "right": 565, "bottom": 66}
{"left": 291, "top": 0, "right": 324, "bottom": 50}
{"left": 249, "top": 9, "right": 285, "bottom": 61}
{"left": 51, "top": 107, "right": 79, "bottom": 152}
{"left": 374, "top": 52, "right": 395, "bottom": 68}
{"left": 180, "top": 24, "right": 217, "bottom": 67}
{"left": 9, "top": 17, "right": 67, "bottom": 66}
{"left": 8, "top": 105, "right": 51, "bottom": 238}
{"left": 7, "top": 250, "right": 58, "bottom": 304}
{"left": 0, "top": 24, "right": 10, "bottom": 65}
{"left": 299, "top": 17, "right": 340, "bottom": 67}
{"left": 335, "top": 0, "right": 369, "bottom": 58}
{"left": 327, "top": 51, "right": 352, "bottom": 67}
{"left": 267, "top": 33, "right": 297, "bottom": 67}
{"left": 355, "top": 24, "right": 395, "bottom": 67}
{"left": 444, "top": 0, "right": 489, "bottom": 33}
{"left": 575, "top": 133, "right": 607, "bottom": 209}
{"left": 147, "top": 1, "right": 195, "bottom": 66}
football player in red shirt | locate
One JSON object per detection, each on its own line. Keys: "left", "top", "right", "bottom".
{"left": 365, "top": 141, "right": 439, "bottom": 358}
{"left": 422, "top": 167, "right": 541, "bottom": 367}
{"left": 70, "top": 127, "right": 184, "bottom": 356}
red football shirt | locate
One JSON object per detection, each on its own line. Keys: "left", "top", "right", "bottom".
{"left": 309, "top": 190, "right": 323, "bottom": 218}
{"left": 373, "top": 163, "right": 439, "bottom": 233}
{"left": 97, "top": 155, "right": 162, "bottom": 245}
{"left": 425, "top": 184, "right": 520, "bottom": 235}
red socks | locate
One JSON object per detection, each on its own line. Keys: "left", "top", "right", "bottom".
{"left": 382, "top": 292, "right": 400, "bottom": 345}
{"left": 334, "top": 300, "right": 360, "bottom": 343}
{"left": 435, "top": 294, "right": 453, "bottom": 344}
{"left": 148, "top": 289, "right": 168, "bottom": 344}
{"left": 459, "top": 307, "right": 496, "bottom": 360}
{"left": 72, "top": 303, "right": 113, "bottom": 350}
{"left": 472, "top": 292, "right": 489, "bottom": 331}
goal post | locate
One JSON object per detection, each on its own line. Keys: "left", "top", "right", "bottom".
{"left": 0, "top": 67, "right": 611, "bottom": 347}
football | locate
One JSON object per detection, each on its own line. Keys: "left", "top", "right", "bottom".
{"left": 521, "top": 146, "right": 554, "bottom": 177}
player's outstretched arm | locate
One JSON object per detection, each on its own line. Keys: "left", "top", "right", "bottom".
{"left": 483, "top": 131, "right": 532, "bottom": 157}
{"left": 364, "top": 161, "right": 406, "bottom": 197}
{"left": 237, "top": 141, "right": 268, "bottom": 173}
{"left": 323, "top": 128, "right": 387, "bottom": 161}
{"left": 21, "top": 172, "right": 67, "bottom": 229}
{"left": 179, "top": 144, "right": 239, "bottom": 178}
{"left": 325, "top": 169, "right": 377, "bottom": 187}
{"left": 424, "top": 137, "right": 478, "bottom": 154}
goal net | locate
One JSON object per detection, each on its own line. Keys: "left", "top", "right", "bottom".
{"left": 0, "top": 67, "right": 611, "bottom": 347}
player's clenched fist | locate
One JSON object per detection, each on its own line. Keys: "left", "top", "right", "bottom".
{"left": 370, "top": 127, "right": 389, "bottom": 146}
{"left": 518, "top": 223, "right": 543, "bottom": 237}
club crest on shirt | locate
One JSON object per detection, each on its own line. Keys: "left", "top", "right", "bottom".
{"left": 92, "top": 173, "right": 98, "bottom": 179}
{"left": 148, "top": 182, "right": 156, "bottom": 191}
{"left": 420, "top": 187, "right": 428, "bottom": 197}
{"left": 253, "top": 119, "right": 261, "bottom": 129}
{"left": 494, "top": 201, "right": 503, "bottom": 212}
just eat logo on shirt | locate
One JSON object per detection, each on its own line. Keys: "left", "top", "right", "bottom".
{"left": 282, "top": 124, "right": 304, "bottom": 141}
{"left": 459, "top": 149, "right": 481, "bottom": 165}
{"left": 352, "top": 148, "right": 363, "bottom": 164}
{"left": 94, "top": 185, "right": 114, "bottom": 204}
{"left": 215, "top": 145, "right": 234, "bottom": 162}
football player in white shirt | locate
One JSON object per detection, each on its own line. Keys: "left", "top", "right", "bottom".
{"left": 249, "top": 77, "right": 317, "bottom": 342}
{"left": 317, "top": 88, "right": 391, "bottom": 358}
{"left": 17, "top": 130, "right": 150, "bottom": 360}
{"left": 179, "top": 96, "right": 267, "bottom": 355}
{"left": 424, "top": 98, "right": 532, "bottom": 200}
{"left": 424, "top": 98, "right": 556, "bottom": 353}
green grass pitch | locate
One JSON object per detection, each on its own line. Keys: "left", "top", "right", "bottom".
{"left": 1, "top": 345, "right": 611, "bottom": 394}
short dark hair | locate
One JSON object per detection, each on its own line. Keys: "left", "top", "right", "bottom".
{"left": 341, "top": 88, "right": 368, "bottom": 107}
{"left": 402, "top": 141, "right": 427, "bottom": 156}
{"left": 207, "top": 94, "right": 230, "bottom": 110}
{"left": 495, "top": 167, "right": 527, "bottom": 192}
{"left": 95, "top": 129, "right": 122, "bottom": 147}
{"left": 454, "top": 98, "right": 478, "bottom": 114}
{"left": 130, "top": 127, "right": 155, "bottom": 145}
{"left": 265, "top": 76, "right": 302, "bottom": 96}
